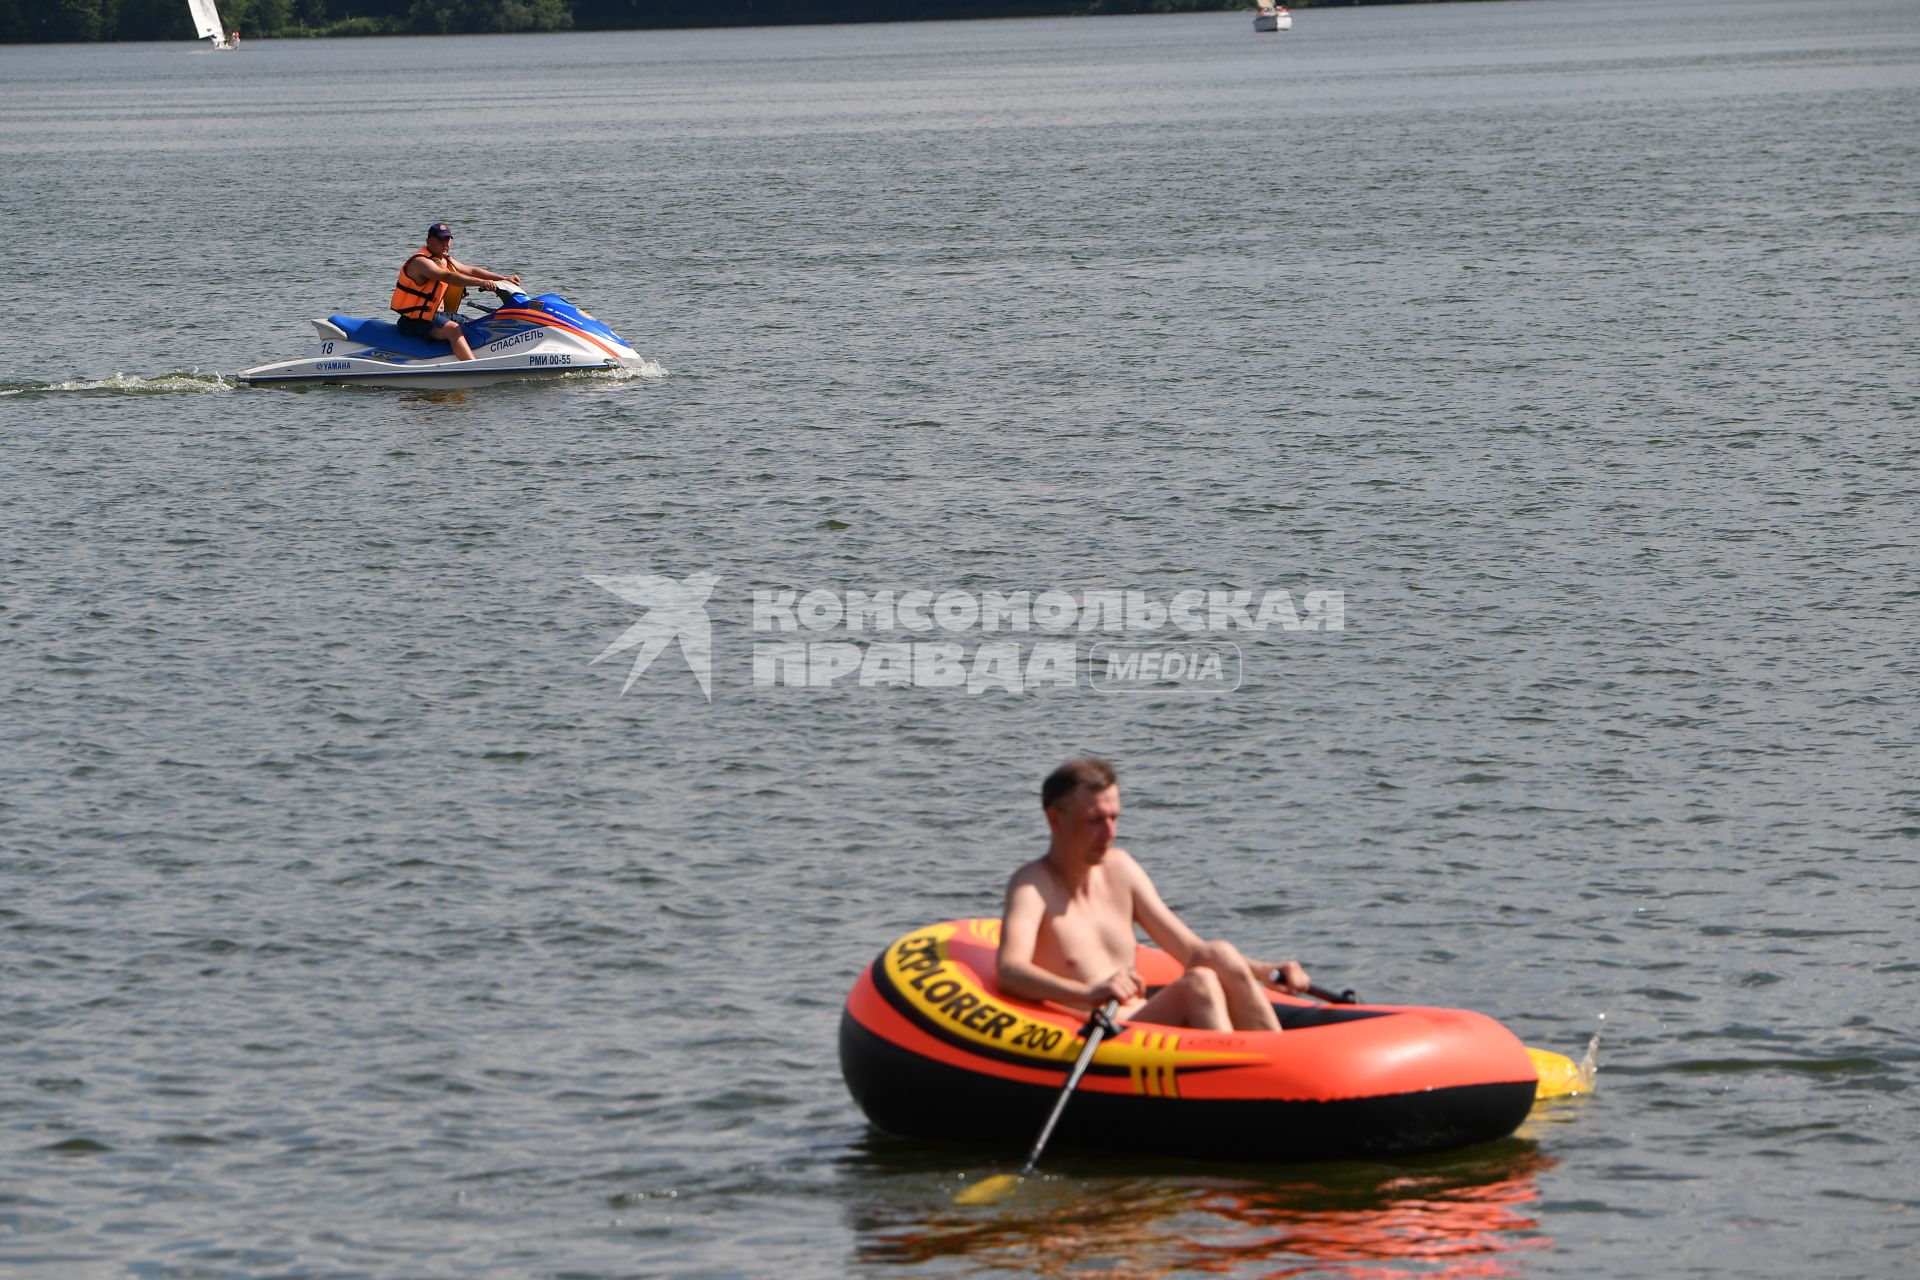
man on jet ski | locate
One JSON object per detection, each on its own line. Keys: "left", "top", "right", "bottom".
{"left": 390, "top": 223, "right": 522, "bottom": 361}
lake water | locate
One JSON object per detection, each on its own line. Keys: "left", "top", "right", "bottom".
{"left": 3, "top": 0, "right": 1917, "bottom": 1275}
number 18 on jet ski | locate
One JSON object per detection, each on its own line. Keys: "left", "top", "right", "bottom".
{"left": 240, "top": 222, "right": 645, "bottom": 388}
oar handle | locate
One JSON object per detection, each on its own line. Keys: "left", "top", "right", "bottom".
{"left": 1014, "top": 998, "right": 1121, "bottom": 1178}
{"left": 1309, "top": 984, "right": 1359, "bottom": 1005}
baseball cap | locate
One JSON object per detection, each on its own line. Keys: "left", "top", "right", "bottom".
{"left": 426, "top": 222, "right": 453, "bottom": 240}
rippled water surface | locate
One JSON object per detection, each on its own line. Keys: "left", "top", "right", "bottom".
{"left": 4, "top": 0, "right": 1917, "bottom": 1276}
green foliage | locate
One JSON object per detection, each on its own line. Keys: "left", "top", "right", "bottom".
{"left": 308, "top": 12, "right": 399, "bottom": 32}
{"left": 7, "top": 0, "right": 1283, "bottom": 42}
{"left": 251, "top": 0, "right": 293, "bottom": 31}
{"left": 408, "top": 0, "right": 568, "bottom": 33}
{"left": 106, "top": 0, "right": 182, "bottom": 37}
{"left": 51, "top": 0, "right": 111, "bottom": 39}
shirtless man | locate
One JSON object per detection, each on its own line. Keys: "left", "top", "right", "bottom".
{"left": 995, "top": 758, "right": 1310, "bottom": 1032}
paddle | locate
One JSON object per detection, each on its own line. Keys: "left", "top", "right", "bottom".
{"left": 1303, "top": 981, "right": 1586, "bottom": 1099}
{"left": 954, "top": 999, "right": 1121, "bottom": 1206}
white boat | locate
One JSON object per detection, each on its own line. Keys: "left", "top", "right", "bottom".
{"left": 1253, "top": 5, "right": 1293, "bottom": 33}
{"left": 188, "top": 0, "right": 232, "bottom": 48}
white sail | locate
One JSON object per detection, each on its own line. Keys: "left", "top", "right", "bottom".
{"left": 187, "top": 0, "right": 224, "bottom": 42}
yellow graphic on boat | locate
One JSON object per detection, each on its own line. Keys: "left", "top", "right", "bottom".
{"left": 882, "top": 923, "right": 1261, "bottom": 1082}
{"left": 1125, "top": 1031, "right": 1182, "bottom": 1097}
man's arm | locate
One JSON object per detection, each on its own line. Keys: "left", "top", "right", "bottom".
{"left": 1128, "top": 854, "right": 1310, "bottom": 992}
{"left": 1257, "top": 959, "right": 1311, "bottom": 993}
{"left": 414, "top": 257, "right": 518, "bottom": 290}
{"left": 446, "top": 255, "right": 520, "bottom": 287}
{"left": 1120, "top": 851, "right": 1206, "bottom": 966}
{"left": 995, "top": 871, "right": 1139, "bottom": 1010}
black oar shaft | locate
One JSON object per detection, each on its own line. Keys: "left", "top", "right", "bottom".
{"left": 1015, "top": 999, "right": 1120, "bottom": 1178}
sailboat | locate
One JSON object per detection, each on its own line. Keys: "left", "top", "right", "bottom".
{"left": 1253, "top": 4, "right": 1292, "bottom": 33}
{"left": 188, "top": 0, "right": 233, "bottom": 48}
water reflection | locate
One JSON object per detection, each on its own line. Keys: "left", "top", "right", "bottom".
{"left": 397, "top": 388, "right": 475, "bottom": 408}
{"left": 849, "top": 1140, "right": 1553, "bottom": 1279}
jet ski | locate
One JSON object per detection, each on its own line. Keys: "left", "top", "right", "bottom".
{"left": 239, "top": 282, "right": 644, "bottom": 388}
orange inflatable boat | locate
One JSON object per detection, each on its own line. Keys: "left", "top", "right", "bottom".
{"left": 840, "top": 919, "right": 1539, "bottom": 1161}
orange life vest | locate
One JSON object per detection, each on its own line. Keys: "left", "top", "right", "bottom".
{"left": 390, "top": 249, "right": 449, "bottom": 320}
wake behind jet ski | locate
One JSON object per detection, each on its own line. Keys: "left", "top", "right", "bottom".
{"left": 239, "top": 281, "right": 644, "bottom": 388}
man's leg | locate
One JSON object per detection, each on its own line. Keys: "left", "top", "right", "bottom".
{"left": 430, "top": 316, "right": 475, "bottom": 361}
{"left": 1188, "top": 940, "right": 1282, "bottom": 1032}
{"left": 1132, "top": 966, "right": 1231, "bottom": 1030}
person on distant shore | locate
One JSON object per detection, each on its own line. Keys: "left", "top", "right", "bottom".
{"left": 389, "top": 223, "right": 520, "bottom": 361}
{"left": 994, "top": 758, "right": 1310, "bottom": 1031}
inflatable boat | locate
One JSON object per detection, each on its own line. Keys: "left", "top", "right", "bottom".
{"left": 840, "top": 919, "right": 1540, "bottom": 1162}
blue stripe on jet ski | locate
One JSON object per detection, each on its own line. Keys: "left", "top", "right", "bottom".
{"left": 327, "top": 316, "right": 453, "bottom": 360}
{"left": 534, "top": 296, "right": 624, "bottom": 343}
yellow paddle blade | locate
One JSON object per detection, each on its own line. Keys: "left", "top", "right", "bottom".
{"left": 954, "top": 1172, "right": 1024, "bottom": 1206}
{"left": 1529, "top": 1045, "right": 1591, "bottom": 1099}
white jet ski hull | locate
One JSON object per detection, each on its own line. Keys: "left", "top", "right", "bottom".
{"left": 240, "top": 290, "right": 643, "bottom": 389}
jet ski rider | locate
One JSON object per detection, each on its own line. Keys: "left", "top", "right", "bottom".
{"left": 390, "top": 223, "right": 521, "bottom": 362}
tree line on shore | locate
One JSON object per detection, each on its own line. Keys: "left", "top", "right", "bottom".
{"left": 5, "top": 0, "right": 1348, "bottom": 45}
